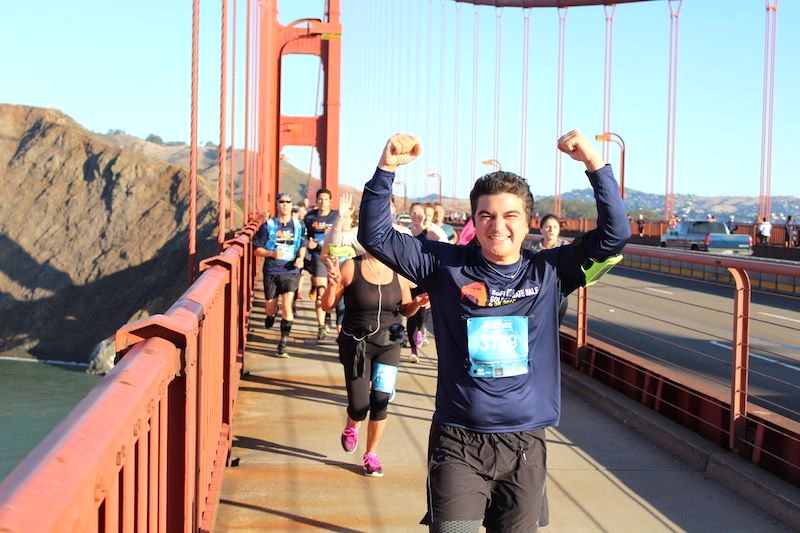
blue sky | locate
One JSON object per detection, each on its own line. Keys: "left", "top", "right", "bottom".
{"left": 2, "top": 1, "right": 798, "bottom": 202}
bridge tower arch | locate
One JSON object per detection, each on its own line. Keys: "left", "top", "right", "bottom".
{"left": 259, "top": 0, "right": 341, "bottom": 212}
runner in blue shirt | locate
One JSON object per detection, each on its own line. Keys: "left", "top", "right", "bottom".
{"left": 358, "top": 130, "right": 630, "bottom": 532}
{"left": 253, "top": 192, "right": 307, "bottom": 358}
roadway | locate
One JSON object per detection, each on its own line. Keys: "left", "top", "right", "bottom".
{"left": 213, "top": 279, "right": 800, "bottom": 531}
{"left": 562, "top": 266, "right": 800, "bottom": 422}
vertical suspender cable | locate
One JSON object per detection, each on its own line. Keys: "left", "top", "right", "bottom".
{"left": 520, "top": 8, "right": 531, "bottom": 180}
{"left": 218, "top": 0, "right": 229, "bottom": 249}
{"left": 664, "top": 0, "right": 682, "bottom": 221}
{"left": 406, "top": 2, "right": 417, "bottom": 187}
{"left": 554, "top": 7, "right": 568, "bottom": 220}
{"left": 471, "top": 6, "right": 479, "bottom": 185}
{"left": 243, "top": 0, "right": 252, "bottom": 220}
{"left": 228, "top": 0, "right": 237, "bottom": 230}
{"left": 759, "top": 0, "right": 780, "bottom": 221}
{"left": 438, "top": 0, "right": 446, "bottom": 185}
{"left": 415, "top": 1, "right": 425, "bottom": 188}
{"left": 189, "top": 0, "right": 200, "bottom": 282}
{"left": 388, "top": 0, "right": 397, "bottom": 129}
{"left": 602, "top": 4, "right": 616, "bottom": 162}
{"left": 493, "top": 8, "right": 502, "bottom": 162}
{"left": 425, "top": 0, "right": 433, "bottom": 195}
{"left": 765, "top": 1, "right": 779, "bottom": 221}
{"left": 452, "top": 4, "right": 462, "bottom": 199}
{"left": 310, "top": 62, "right": 324, "bottom": 198}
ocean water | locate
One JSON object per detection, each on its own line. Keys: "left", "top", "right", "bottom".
{"left": 0, "top": 358, "right": 101, "bottom": 480}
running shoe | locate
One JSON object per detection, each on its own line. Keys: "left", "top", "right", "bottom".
{"left": 362, "top": 452, "right": 384, "bottom": 477}
{"left": 414, "top": 330, "right": 424, "bottom": 349}
{"left": 408, "top": 350, "right": 419, "bottom": 364}
{"left": 276, "top": 338, "right": 289, "bottom": 359}
{"left": 264, "top": 315, "right": 275, "bottom": 329}
{"left": 341, "top": 427, "right": 358, "bottom": 453}
{"left": 317, "top": 326, "right": 328, "bottom": 340}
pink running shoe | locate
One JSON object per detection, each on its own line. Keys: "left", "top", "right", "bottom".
{"left": 414, "top": 330, "right": 424, "bottom": 348}
{"left": 362, "top": 452, "right": 384, "bottom": 477}
{"left": 341, "top": 427, "right": 358, "bottom": 454}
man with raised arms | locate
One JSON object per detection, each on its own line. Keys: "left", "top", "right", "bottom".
{"left": 357, "top": 130, "right": 630, "bottom": 532}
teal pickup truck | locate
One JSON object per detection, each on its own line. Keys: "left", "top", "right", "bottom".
{"left": 660, "top": 220, "right": 753, "bottom": 255}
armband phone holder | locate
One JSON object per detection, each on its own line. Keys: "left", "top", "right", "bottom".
{"left": 582, "top": 254, "right": 623, "bottom": 287}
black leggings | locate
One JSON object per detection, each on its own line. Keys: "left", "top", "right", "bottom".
{"left": 338, "top": 334, "right": 401, "bottom": 422}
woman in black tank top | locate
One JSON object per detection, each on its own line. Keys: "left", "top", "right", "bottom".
{"left": 321, "top": 253, "right": 427, "bottom": 477}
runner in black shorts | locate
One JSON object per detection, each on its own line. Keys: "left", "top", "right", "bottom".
{"left": 253, "top": 192, "right": 307, "bottom": 358}
{"left": 359, "top": 131, "right": 630, "bottom": 531}
{"left": 303, "top": 188, "right": 339, "bottom": 340}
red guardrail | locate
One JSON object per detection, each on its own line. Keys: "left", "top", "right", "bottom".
{"left": 0, "top": 222, "right": 259, "bottom": 532}
{"left": 562, "top": 243, "right": 800, "bottom": 488}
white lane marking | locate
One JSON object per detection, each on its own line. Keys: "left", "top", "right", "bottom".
{"left": 709, "top": 341, "right": 800, "bottom": 372}
{"left": 758, "top": 311, "right": 800, "bottom": 324}
{"left": 645, "top": 287, "right": 673, "bottom": 295}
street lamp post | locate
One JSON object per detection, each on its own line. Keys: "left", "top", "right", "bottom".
{"left": 482, "top": 158, "right": 502, "bottom": 171}
{"left": 594, "top": 132, "right": 625, "bottom": 198}
{"left": 394, "top": 180, "right": 408, "bottom": 213}
{"left": 427, "top": 172, "right": 443, "bottom": 203}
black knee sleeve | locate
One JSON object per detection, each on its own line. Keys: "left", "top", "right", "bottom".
{"left": 369, "top": 391, "right": 390, "bottom": 421}
{"left": 347, "top": 405, "right": 369, "bottom": 422}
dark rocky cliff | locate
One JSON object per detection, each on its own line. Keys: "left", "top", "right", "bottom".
{"left": 0, "top": 104, "right": 219, "bottom": 363}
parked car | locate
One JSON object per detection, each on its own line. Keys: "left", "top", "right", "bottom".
{"left": 660, "top": 220, "right": 753, "bottom": 255}
{"left": 396, "top": 214, "right": 411, "bottom": 225}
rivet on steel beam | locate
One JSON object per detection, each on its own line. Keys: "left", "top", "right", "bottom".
{"left": 94, "top": 480, "right": 107, "bottom": 503}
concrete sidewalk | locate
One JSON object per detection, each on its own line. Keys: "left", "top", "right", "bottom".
{"left": 215, "top": 294, "right": 797, "bottom": 532}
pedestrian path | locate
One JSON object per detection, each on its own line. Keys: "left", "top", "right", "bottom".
{"left": 214, "top": 286, "right": 795, "bottom": 532}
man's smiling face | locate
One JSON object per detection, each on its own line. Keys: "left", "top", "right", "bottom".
{"left": 474, "top": 193, "right": 528, "bottom": 264}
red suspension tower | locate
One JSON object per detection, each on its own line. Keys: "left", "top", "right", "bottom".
{"left": 257, "top": 0, "right": 342, "bottom": 212}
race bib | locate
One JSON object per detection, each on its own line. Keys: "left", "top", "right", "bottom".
{"left": 276, "top": 243, "right": 295, "bottom": 261}
{"left": 372, "top": 362, "right": 398, "bottom": 394}
{"left": 466, "top": 316, "right": 528, "bottom": 378}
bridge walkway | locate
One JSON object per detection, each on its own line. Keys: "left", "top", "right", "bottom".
{"left": 214, "top": 281, "right": 792, "bottom": 532}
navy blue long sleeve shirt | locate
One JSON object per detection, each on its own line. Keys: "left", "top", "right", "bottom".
{"left": 358, "top": 165, "right": 630, "bottom": 432}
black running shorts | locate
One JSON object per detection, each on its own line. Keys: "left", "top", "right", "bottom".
{"left": 304, "top": 253, "right": 328, "bottom": 278}
{"left": 422, "top": 423, "right": 548, "bottom": 531}
{"left": 263, "top": 273, "right": 300, "bottom": 300}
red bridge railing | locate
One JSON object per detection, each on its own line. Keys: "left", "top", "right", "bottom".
{"left": 0, "top": 220, "right": 259, "bottom": 533}
{"left": 562, "top": 243, "right": 800, "bottom": 493}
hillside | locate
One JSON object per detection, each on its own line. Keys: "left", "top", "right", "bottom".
{"left": 99, "top": 133, "right": 316, "bottom": 211}
{"left": 0, "top": 104, "right": 220, "bottom": 363}
{"left": 98, "top": 131, "right": 799, "bottom": 223}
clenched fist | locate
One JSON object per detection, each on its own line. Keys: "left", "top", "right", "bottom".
{"left": 557, "top": 130, "right": 605, "bottom": 172}
{"left": 378, "top": 133, "right": 422, "bottom": 172}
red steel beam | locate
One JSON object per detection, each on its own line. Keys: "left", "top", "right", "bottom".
{"left": 454, "top": 0, "right": 656, "bottom": 6}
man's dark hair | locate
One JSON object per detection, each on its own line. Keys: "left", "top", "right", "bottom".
{"left": 469, "top": 171, "right": 534, "bottom": 218}
{"left": 316, "top": 188, "right": 332, "bottom": 200}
